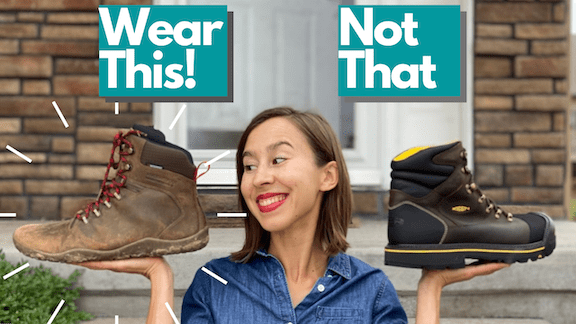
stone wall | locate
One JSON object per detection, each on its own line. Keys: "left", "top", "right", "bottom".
{"left": 474, "top": 0, "right": 570, "bottom": 218}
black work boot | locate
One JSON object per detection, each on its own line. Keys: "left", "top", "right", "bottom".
{"left": 385, "top": 141, "right": 556, "bottom": 269}
{"left": 13, "top": 125, "right": 209, "bottom": 263}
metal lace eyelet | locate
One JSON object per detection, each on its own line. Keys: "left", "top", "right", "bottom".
{"left": 478, "top": 194, "right": 485, "bottom": 203}
{"left": 507, "top": 213, "right": 513, "bottom": 222}
{"left": 465, "top": 184, "right": 472, "bottom": 194}
{"left": 104, "top": 200, "right": 111, "bottom": 208}
{"left": 81, "top": 215, "right": 88, "bottom": 224}
{"left": 486, "top": 204, "right": 494, "bottom": 214}
{"left": 125, "top": 163, "right": 132, "bottom": 171}
{"left": 114, "top": 192, "right": 121, "bottom": 200}
{"left": 495, "top": 209, "right": 503, "bottom": 219}
{"left": 93, "top": 208, "right": 101, "bottom": 217}
{"left": 461, "top": 167, "right": 466, "bottom": 174}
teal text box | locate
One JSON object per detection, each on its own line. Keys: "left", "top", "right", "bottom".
{"left": 99, "top": 5, "right": 228, "bottom": 100}
{"left": 338, "top": 6, "right": 460, "bottom": 98}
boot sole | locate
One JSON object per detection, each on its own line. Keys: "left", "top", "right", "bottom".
{"left": 14, "top": 226, "right": 209, "bottom": 264}
{"left": 385, "top": 226, "right": 556, "bottom": 270}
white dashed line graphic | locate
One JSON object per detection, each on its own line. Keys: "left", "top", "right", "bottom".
{"left": 52, "top": 101, "right": 69, "bottom": 128}
{"left": 201, "top": 267, "right": 228, "bottom": 285}
{"left": 46, "top": 299, "right": 65, "bottom": 324}
{"left": 217, "top": 213, "right": 247, "bottom": 217}
{"left": 165, "top": 302, "right": 180, "bottom": 324}
{"left": 206, "top": 150, "right": 231, "bottom": 166}
{"left": 3, "top": 262, "right": 29, "bottom": 280}
{"left": 169, "top": 104, "right": 187, "bottom": 130}
{"left": 6, "top": 145, "right": 32, "bottom": 163}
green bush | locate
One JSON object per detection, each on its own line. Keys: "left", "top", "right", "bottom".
{"left": 0, "top": 250, "right": 94, "bottom": 323}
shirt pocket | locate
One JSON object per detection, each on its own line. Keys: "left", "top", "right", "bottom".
{"left": 315, "top": 306, "right": 364, "bottom": 324}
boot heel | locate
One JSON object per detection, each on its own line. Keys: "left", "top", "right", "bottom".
{"left": 385, "top": 246, "right": 466, "bottom": 269}
{"left": 388, "top": 203, "right": 445, "bottom": 245}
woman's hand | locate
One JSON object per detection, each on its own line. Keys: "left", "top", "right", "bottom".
{"left": 415, "top": 262, "right": 510, "bottom": 324}
{"left": 73, "top": 256, "right": 171, "bottom": 280}
{"left": 74, "top": 257, "right": 175, "bottom": 324}
{"left": 421, "top": 262, "right": 510, "bottom": 288}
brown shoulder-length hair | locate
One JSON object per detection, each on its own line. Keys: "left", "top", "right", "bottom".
{"left": 230, "top": 107, "right": 352, "bottom": 263}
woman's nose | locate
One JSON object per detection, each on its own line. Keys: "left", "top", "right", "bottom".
{"left": 253, "top": 164, "right": 274, "bottom": 187}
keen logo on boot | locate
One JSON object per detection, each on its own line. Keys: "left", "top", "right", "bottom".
{"left": 385, "top": 141, "right": 556, "bottom": 269}
{"left": 13, "top": 125, "right": 209, "bottom": 263}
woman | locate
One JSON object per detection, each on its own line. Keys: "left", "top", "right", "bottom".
{"left": 79, "top": 107, "right": 508, "bottom": 323}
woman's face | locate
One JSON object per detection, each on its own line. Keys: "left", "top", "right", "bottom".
{"left": 240, "top": 117, "right": 335, "bottom": 235}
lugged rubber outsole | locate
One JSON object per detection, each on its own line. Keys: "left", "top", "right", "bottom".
{"left": 385, "top": 225, "right": 556, "bottom": 270}
{"left": 14, "top": 226, "right": 209, "bottom": 264}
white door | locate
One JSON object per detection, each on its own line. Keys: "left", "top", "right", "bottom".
{"left": 154, "top": 0, "right": 474, "bottom": 188}
{"left": 155, "top": 0, "right": 341, "bottom": 184}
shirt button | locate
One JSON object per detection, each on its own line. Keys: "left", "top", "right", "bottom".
{"left": 317, "top": 284, "right": 325, "bottom": 292}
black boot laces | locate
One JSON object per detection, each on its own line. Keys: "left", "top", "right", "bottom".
{"left": 74, "top": 129, "right": 141, "bottom": 224}
{"left": 460, "top": 150, "right": 513, "bottom": 222}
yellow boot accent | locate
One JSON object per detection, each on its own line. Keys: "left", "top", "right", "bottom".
{"left": 393, "top": 146, "right": 430, "bottom": 162}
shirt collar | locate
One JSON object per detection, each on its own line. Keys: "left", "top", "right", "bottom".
{"left": 256, "top": 249, "right": 352, "bottom": 280}
{"left": 327, "top": 253, "right": 351, "bottom": 279}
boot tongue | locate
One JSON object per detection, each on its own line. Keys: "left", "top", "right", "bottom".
{"left": 132, "top": 124, "right": 166, "bottom": 144}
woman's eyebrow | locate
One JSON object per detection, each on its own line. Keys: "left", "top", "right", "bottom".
{"left": 242, "top": 141, "right": 293, "bottom": 157}
{"left": 269, "top": 141, "right": 293, "bottom": 151}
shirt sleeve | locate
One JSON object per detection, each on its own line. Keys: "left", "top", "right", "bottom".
{"left": 372, "top": 275, "right": 408, "bottom": 324}
{"left": 181, "top": 266, "right": 215, "bottom": 324}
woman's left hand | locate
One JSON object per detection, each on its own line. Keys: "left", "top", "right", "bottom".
{"left": 420, "top": 262, "right": 510, "bottom": 288}
{"left": 415, "top": 262, "right": 510, "bottom": 324}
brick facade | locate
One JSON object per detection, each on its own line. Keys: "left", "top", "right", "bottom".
{"left": 474, "top": 0, "right": 570, "bottom": 218}
{"left": 0, "top": 0, "right": 153, "bottom": 220}
{"left": 0, "top": 0, "right": 571, "bottom": 220}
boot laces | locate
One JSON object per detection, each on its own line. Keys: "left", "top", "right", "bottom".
{"left": 75, "top": 129, "right": 141, "bottom": 224}
{"left": 460, "top": 150, "right": 513, "bottom": 222}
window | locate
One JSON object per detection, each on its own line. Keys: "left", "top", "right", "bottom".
{"left": 154, "top": 0, "right": 474, "bottom": 188}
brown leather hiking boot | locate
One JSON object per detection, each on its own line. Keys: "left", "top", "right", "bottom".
{"left": 385, "top": 141, "right": 556, "bottom": 269}
{"left": 13, "top": 125, "right": 208, "bottom": 263}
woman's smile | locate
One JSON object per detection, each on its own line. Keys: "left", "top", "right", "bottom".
{"left": 257, "top": 193, "right": 288, "bottom": 213}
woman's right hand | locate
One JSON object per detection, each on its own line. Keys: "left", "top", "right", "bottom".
{"left": 73, "top": 256, "right": 172, "bottom": 280}
{"left": 75, "top": 257, "right": 176, "bottom": 324}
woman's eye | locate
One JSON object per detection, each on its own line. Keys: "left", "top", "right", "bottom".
{"left": 244, "top": 164, "right": 256, "bottom": 171}
{"left": 273, "top": 157, "right": 286, "bottom": 165}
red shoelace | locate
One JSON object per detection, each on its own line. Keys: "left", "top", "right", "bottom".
{"left": 75, "top": 129, "right": 141, "bottom": 224}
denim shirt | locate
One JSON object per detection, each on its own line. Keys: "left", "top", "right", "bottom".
{"left": 181, "top": 250, "right": 408, "bottom": 323}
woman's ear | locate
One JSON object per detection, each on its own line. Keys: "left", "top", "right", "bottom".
{"left": 320, "top": 161, "right": 338, "bottom": 192}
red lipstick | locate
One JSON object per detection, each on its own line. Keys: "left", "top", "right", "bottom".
{"left": 257, "top": 193, "right": 288, "bottom": 213}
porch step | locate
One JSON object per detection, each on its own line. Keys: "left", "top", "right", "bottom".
{"left": 1, "top": 219, "right": 575, "bottom": 324}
